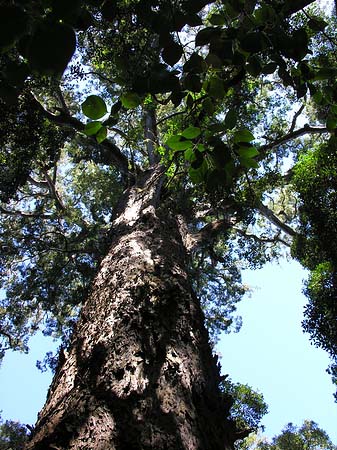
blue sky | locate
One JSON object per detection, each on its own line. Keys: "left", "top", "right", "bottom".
{"left": 0, "top": 259, "right": 336, "bottom": 444}
{"left": 219, "top": 259, "right": 337, "bottom": 443}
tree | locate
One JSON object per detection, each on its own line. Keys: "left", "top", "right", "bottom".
{"left": 237, "top": 420, "right": 337, "bottom": 450}
{"left": 0, "top": 413, "right": 28, "bottom": 450}
{"left": 0, "top": 0, "right": 337, "bottom": 448}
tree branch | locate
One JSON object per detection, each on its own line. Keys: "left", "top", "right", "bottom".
{"left": 178, "top": 216, "right": 237, "bottom": 252}
{"left": 288, "top": 104, "right": 305, "bottom": 133}
{"left": 0, "top": 205, "right": 52, "bottom": 219}
{"left": 41, "top": 168, "right": 66, "bottom": 211}
{"left": 255, "top": 201, "right": 298, "bottom": 237}
{"left": 143, "top": 107, "right": 159, "bottom": 165}
{"left": 28, "top": 92, "right": 131, "bottom": 176}
{"left": 234, "top": 227, "right": 291, "bottom": 247}
{"left": 260, "top": 125, "right": 329, "bottom": 153}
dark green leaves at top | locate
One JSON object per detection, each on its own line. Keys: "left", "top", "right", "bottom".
{"left": 0, "top": 5, "right": 29, "bottom": 52}
{"left": 27, "top": 22, "right": 76, "bottom": 76}
{"left": 82, "top": 95, "right": 107, "bottom": 120}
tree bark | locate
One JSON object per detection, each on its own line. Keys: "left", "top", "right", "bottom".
{"left": 26, "top": 165, "right": 236, "bottom": 450}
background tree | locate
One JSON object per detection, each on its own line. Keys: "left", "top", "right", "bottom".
{"left": 0, "top": 0, "right": 336, "bottom": 448}
{"left": 237, "top": 420, "right": 337, "bottom": 450}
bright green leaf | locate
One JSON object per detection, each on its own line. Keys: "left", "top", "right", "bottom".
{"left": 239, "top": 157, "right": 259, "bottom": 169}
{"left": 166, "top": 135, "right": 193, "bottom": 151}
{"left": 197, "top": 144, "right": 206, "bottom": 152}
{"left": 184, "top": 148, "right": 195, "bottom": 162}
{"left": 82, "top": 95, "right": 107, "bottom": 120}
{"left": 181, "top": 126, "right": 201, "bottom": 139}
{"left": 237, "top": 146, "right": 259, "bottom": 158}
{"left": 84, "top": 121, "right": 102, "bottom": 136}
{"left": 120, "top": 92, "right": 141, "bottom": 109}
{"left": 96, "top": 126, "right": 107, "bottom": 143}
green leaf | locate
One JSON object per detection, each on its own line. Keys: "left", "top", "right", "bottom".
{"left": 120, "top": 92, "right": 141, "bottom": 109}
{"left": 209, "top": 13, "right": 225, "bottom": 25}
{"left": 246, "top": 56, "right": 262, "bottom": 77}
{"left": 239, "top": 157, "right": 259, "bottom": 169}
{"left": 308, "top": 18, "right": 328, "bottom": 32}
{"left": 183, "top": 53, "right": 205, "bottom": 73}
{"left": 326, "top": 114, "right": 337, "bottom": 131}
{"left": 181, "top": 126, "right": 201, "bottom": 139}
{"left": 240, "top": 32, "right": 267, "bottom": 54}
{"left": 208, "top": 76, "right": 225, "bottom": 99}
{"left": 82, "top": 95, "right": 108, "bottom": 120}
{"left": 202, "top": 97, "right": 214, "bottom": 115}
{"left": 96, "top": 126, "right": 107, "bottom": 143}
{"left": 184, "top": 148, "right": 195, "bottom": 162}
{"left": 84, "top": 121, "right": 102, "bottom": 136}
{"left": 162, "top": 42, "right": 183, "bottom": 66}
{"left": 183, "top": 73, "right": 202, "bottom": 92}
{"left": 224, "top": 109, "right": 237, "bottom": 130}
{"left": 237, "top": 146, "right": 259, "bottom": 158}
{"left": 189, "top": 159, "right": 208, "bottom": 183}
{"left": 195, "top": 27, "right": 221, "bottom": 46}
{"left": 27, "top": 22, "right": 76, "bottom": 76}
{"left": 262, "top": 62, "right": 277, "bottom": 75}
{"left": 166, "top": 135, "right": 193, "bottom": 151}
{"left": 197, "top": 144, "right": 206, "bottom": 152}
{"left": 233, "top": 129, "right": 255, "bottom": 143}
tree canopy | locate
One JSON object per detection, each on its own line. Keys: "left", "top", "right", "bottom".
{"left": 0, "top": 0, "right": 337, "bottom": 444}
{"left": 237, "top": 420, "right": 337, "bottom": 450}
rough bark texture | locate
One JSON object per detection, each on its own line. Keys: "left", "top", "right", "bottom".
{"left": 26, "top": 166, "right": 236, "bottom": 450}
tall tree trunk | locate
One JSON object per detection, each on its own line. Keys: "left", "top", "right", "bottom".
{"left": 26, "top": 165, "right": 236, "bottom": 450}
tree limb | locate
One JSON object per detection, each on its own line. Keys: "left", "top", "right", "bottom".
{"left": 41, "top": 168, "right": 66, "bottom": 212}
{"left": 28, "top": 92, "right": 131, "bottom": 176}
{"left": 0, "top": 205, "right": 52, "bottom": 219}
{"left": 260, "top": 125, "right": 329, "bottom": 154}
{"left": 255, "top": 201, "right": 298, "bottom": 237}
{"left": 234, "top": 227, "right": 291, "bottom": 247}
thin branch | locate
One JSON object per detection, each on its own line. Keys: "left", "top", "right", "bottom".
{"left": 255, "top": 201, "right": 298, "bottom": 237}
{"left": 157, "top": 109, "right": 186, "bottom": 125}
{"left": 27, "top": 176, "right": 49, "bottom": 189}
{"left": 0, "top": 205, "right": 52, "bottom": 219}
{"left": 55, "top": 85, "right": 70, "bottom": 115}
{"left": 234, "top": 227, "right": 291, "bottom": 247}
{"left": 41, "top": 167, "right": 66, "bottom": 211}
{"left": 260, "top": 125, "right": 329, "bottom": 153}
{"left": 288, "top": 104, "right": 305, "bottom": 133}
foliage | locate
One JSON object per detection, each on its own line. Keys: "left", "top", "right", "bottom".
{"left": 291, "top": 137, "right": 337, "bottom": 394}
{"left": 221, "top": 378, "right": 268, "bottom": 434}
{"left": 237, "top": 420, "right": 337, "bottom": 450}
{"left": 0, "top": 413, "right": 28, "bottom": 450}
{"left": 0, "top": 0, "right": 337, "bottom": 434}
